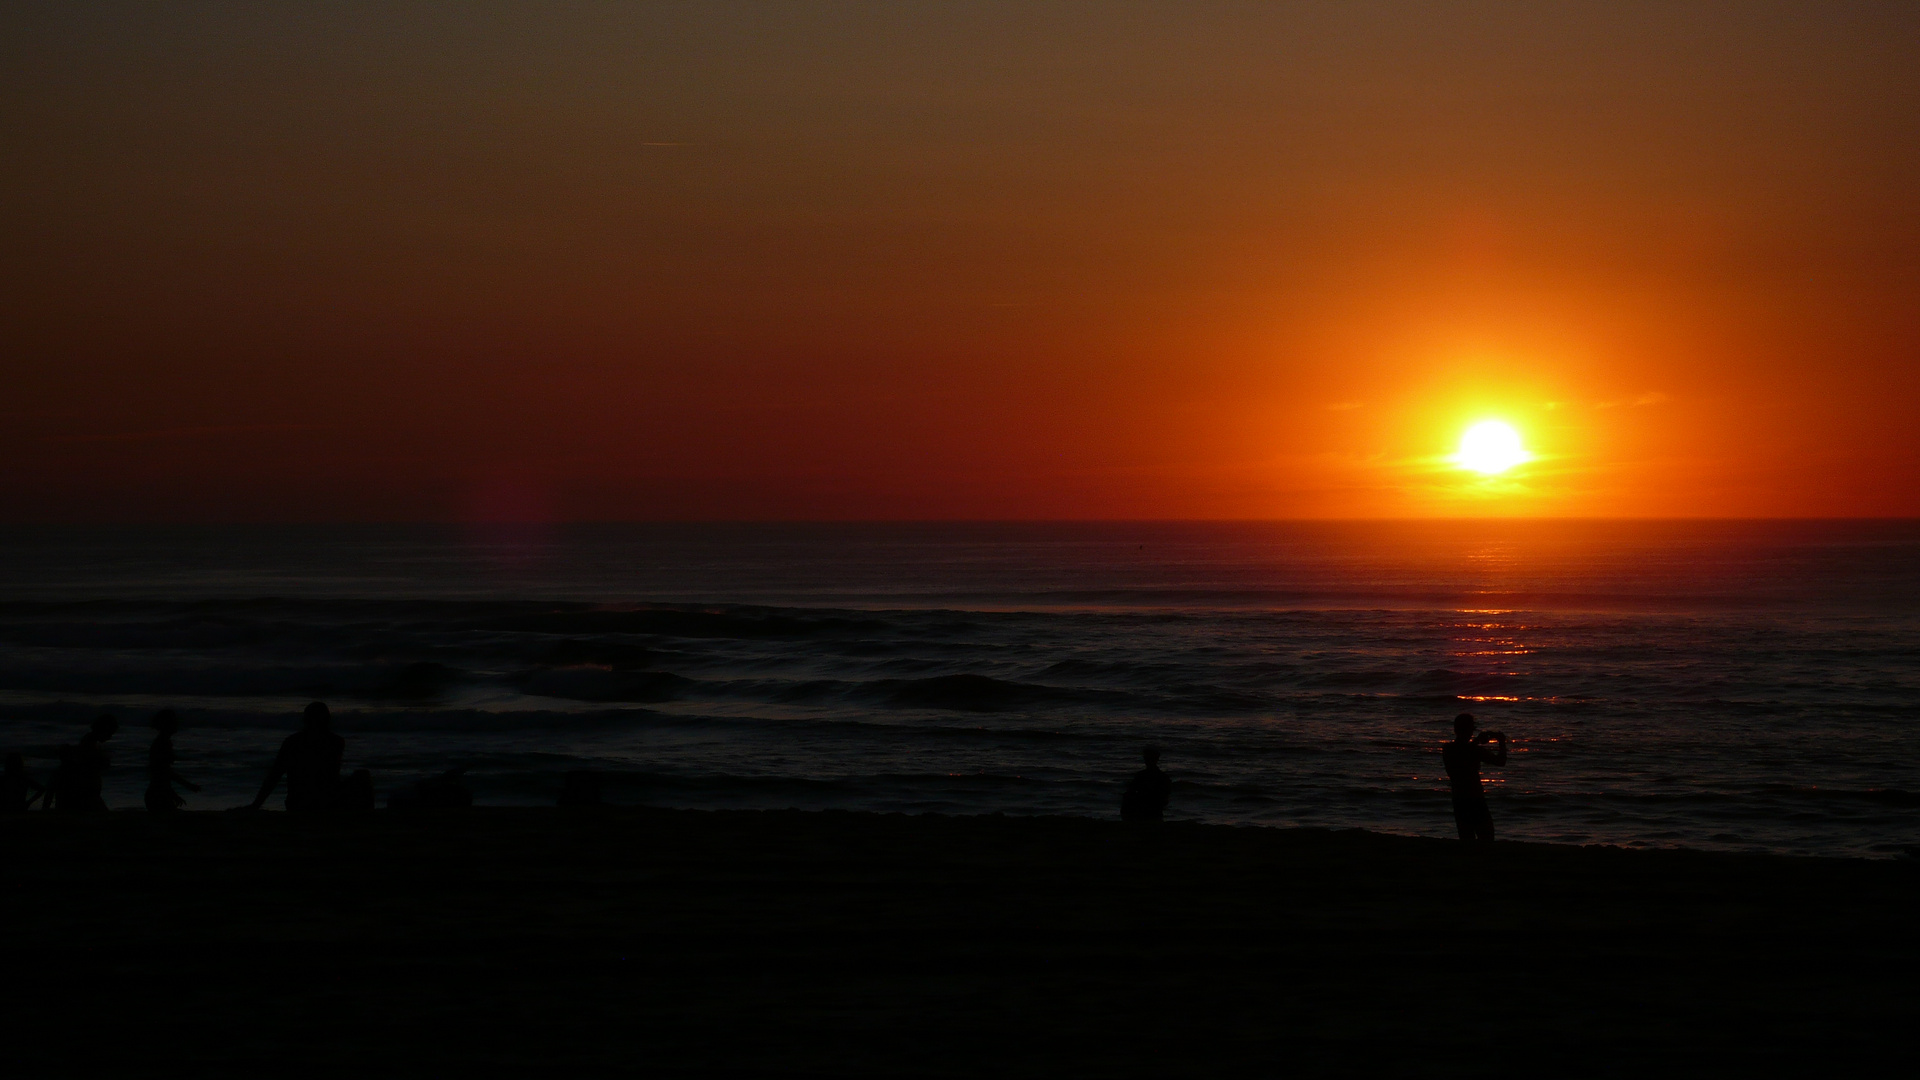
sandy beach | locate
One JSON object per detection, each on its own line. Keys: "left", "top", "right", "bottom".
{"left": 5, "top": 808, "right": 1915, "bottom": 1075}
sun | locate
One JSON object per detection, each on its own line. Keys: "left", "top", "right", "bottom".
{"left": 1453, "top": 420, "right": 1531, "bottom": 475}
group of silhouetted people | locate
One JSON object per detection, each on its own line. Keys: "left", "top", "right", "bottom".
{"left": 8, "top": 698, "right": 1511, "bottom": 840}
{"left": 1118, "top": 711, "right": 1510, "bottom": 841}
{"left": 3, "top": 701, "right": 384, "bottom": 815}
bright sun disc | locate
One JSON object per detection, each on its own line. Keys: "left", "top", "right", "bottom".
{"left": 1455, "top": 421, "right": 1530, "bottom": 475}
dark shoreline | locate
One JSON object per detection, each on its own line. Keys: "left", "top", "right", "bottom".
{"left": 6, "top": 807, "right": 1917, "bottom": 1075}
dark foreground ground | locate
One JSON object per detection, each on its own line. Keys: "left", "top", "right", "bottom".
{"left": 4, "top": 809, "right": 1916, "bottom": 1077}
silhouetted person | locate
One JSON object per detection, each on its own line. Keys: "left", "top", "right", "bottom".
{"left": 238, "top": 701, "right": 345, "bottom": 812}
{"left": 144, "top": 709, "right": 200, "bottom": 813}
{"left": 2, "top": 753, "right": 44, "bottom": 812}
{"left": 48, "top": 714, "right": 117, "bottom": 812}
{"left": 1121, "top": 746, "right": 1172, "bottom": 823}
{"left": 1442, "top": 712, "right": 1508, "bottom": 841}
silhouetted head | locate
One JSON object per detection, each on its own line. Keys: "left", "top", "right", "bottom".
{"left": 89, "top": 713, "right": 118, "bottom": 741}
{"left": 150, "top": 709, "right": 180, "bottom": 735}
{"left": 4, "top": 752, "right": 21, "bottom": 775}
{"left": 303, "top": 701, "right": 332, "bottom": 731}
{"left": 1454, "top": 713, "right": 1477, "bottom": 739}
{"left": 1142, "top": 746, "right": 1161, "bottom": 767}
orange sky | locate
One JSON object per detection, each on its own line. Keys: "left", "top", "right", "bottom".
{"left": 3, "top": 2, "right": 1917, "bottom": 521}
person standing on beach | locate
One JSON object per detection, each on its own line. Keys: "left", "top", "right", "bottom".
{"left": 47, "top": 714, "right": 118, "bottom": 812}
{"left": 237, "top": 701, "right": 345, "bottom": 812}
{"left": 1121, "top": 746, "right": 1172, "bottom": 823}
{"left": 1442, "top": 713, "right": 1508, "bottom": 841}
{"left": 144, "top": 709, "right": 200, "bottom": 813}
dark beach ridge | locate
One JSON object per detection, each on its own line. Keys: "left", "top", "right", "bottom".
{"left": 6, "top": 808, "right": 1915, "bottom": 1076}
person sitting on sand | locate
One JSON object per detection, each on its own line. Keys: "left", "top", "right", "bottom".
{"left": 144, "top": 709, "right": 201, "bottom": 813}
{"left": 1121, "top": 746, "right": 1172, "bottom": 823}
{"left": 237, "top": 701, "right": 345, "bottom": 812}
{"left": 2, "top": 753, "right": 45, "bottom": 812}
{"left": 48, "top": 714, "right": 118, "bottom": 812}
{"left": 1441, "top": 713, "right": 1508, "bottom": 842}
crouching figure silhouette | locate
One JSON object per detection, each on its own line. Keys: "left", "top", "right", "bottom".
{"left": 1121, "top": 747, "right": 1172, "bottom": 824}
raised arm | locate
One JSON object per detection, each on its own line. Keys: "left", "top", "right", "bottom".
{"left": 1481, "top": 732, "right": 1509, "bottom": 767}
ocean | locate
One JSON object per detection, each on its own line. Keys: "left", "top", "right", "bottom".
{"left": 1, "top": 520, "right": 1916, "bottom": 856}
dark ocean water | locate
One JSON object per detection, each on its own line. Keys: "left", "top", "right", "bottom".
{"left": 1, "top": 521, "right": 1916, "bottom": 856}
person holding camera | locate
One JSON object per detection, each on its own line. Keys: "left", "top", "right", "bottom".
{"left": 1441, "top": 712, "right": 1508, "bottom": 841}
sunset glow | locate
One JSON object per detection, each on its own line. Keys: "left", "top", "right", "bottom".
{"left": 1, "top": 5, "right": 1917, "bottom": 521}
{"left": 1454, "top": 422, "right": 1531, "bottom": 476}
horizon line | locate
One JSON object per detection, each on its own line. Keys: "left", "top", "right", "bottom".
{"left": 1, "top": 516, "right": 1917, "bottom": 528}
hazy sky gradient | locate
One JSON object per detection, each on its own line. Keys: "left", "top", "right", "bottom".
{"left": 4, "top": 2, "right": 1917, "bottom": 520}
